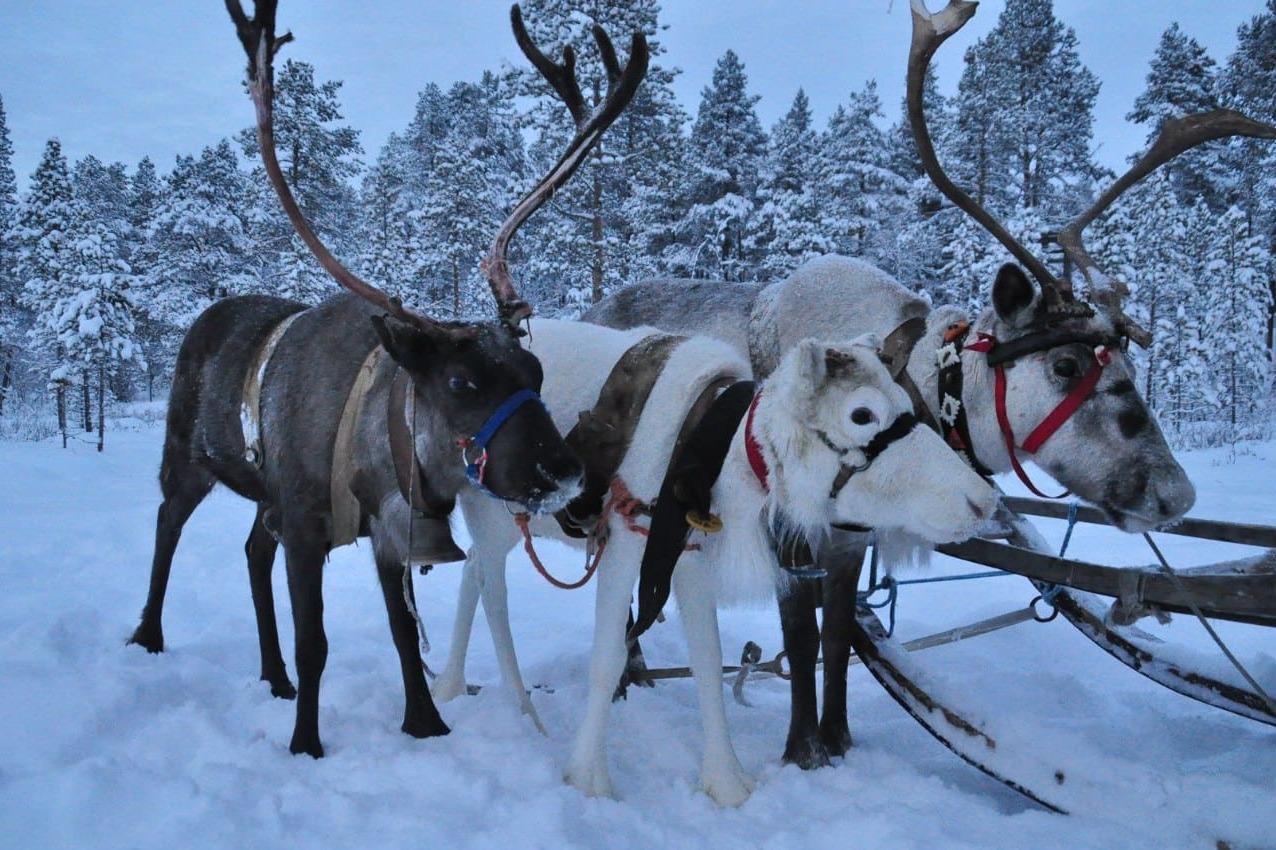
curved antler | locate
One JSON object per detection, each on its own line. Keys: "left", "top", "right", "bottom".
{"left": 482, "top": 4, "right": 650, "bottom": 329}
{"left": 225, "top": 0, "right": 429, "bottom": 329}
{"left": 1058, "top": 109, "right": 1276, "bottom": 346}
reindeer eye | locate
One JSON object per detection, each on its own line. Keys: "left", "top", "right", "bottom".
{"left": 447, "top": 376, "right": 476, "bottom": 395}
{"left": 1053, "top": 358, "right": 1079, "bottom": 379}
{"left": 851, "top": 407, "right": 875, "bottom": 426}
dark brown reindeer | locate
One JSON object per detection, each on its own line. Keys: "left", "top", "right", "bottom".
{"left": 129, "top": 1, "right": 646, "bottom": 759}
{"left": 584, "top": 0, "right": 1276, "bottom": 770}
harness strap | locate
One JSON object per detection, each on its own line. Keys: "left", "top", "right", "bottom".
{"left": 631, "top": 380, "right": 757, "bottom": 643}
{"left": 936, "top": 322, "right": 995, "bottom": 478}
{"left": 330, "top": 346, "right": 384, "bottom": 548}
{"left": 388, "top": 368, "right": 436, "bottom": 516}
{"left": 239, "top": 311, "right": 303, "bottom": 467}
{"left": 460, "top": 388, "right": 546, "bottom": 489}
{"left": 554, "top": 333, "right": 686, "bottom": 538}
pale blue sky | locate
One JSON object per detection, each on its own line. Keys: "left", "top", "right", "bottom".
{"left": 0, "top": 1, "right": 1266, "bottom": 185}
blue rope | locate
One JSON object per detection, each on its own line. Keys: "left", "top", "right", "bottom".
{"left": 1035, "top": 499, "right": 1081, "bottom": 617}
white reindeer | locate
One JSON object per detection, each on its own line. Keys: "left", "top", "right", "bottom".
{"left": 433, "top": 319, "right": 997, "bottom": 805}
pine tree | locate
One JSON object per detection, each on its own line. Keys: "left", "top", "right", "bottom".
{"left": 137, "top": 140, "right": 256, "bottom": 372}
{"left": 237, "top": 58, "right": 363, "bottom": 302}
{"left": 511, "top": 0, "right": 686, "bottom": 308}
{"left": 416, "top": 76, "right": 524, "bottom": 319}
{"left": 816, "top": 80, "right": 908, "bottom": 265}
{"left": 0, "top": 94, "right": 21, "bottom": 415}
{"left": 1200, "top": 205, "right": 1273, "bottom": 443}
{"left": 1217, "top": 1, "right": 1276, "bottom": 356}
{"left": 1126, "top": 23, "right": 1223, "bottom": 208}
{"left": 357, "top": 132, "right": 420, "bottom": 305}
{"left": 748, "top": 90, "right": 831, "bottom": 280}
{"left": 950, "top": 0, "right": 1101, "bottom": 220}
{"left": 15, "top": 139, "right": 80, "bottom": 438}
{"left": 52, "top": 216, "right": 144, "bottom": 450}
{"left": 666, "top": 49, "right": 766, "bottom": 281}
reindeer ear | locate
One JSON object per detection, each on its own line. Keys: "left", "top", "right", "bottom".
{"left": 992, "top": 263, "right": 1038, "bottom": 327}
{"left": 824, "top": 346, "right": 857, "bottom": 378}
{"left": 371, "top": 314, "right": 439, "bottom": 373}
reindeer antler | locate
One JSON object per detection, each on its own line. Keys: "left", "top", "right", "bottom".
{"left": 1057, "top": 110, "right": 1276, "bottom": 346}
{"left": 482, "top": 4, "right": 650, "bottom": 329}
{"left": 225, "top": 0, "right": 445, "bottom": 330}
{"left": 908, "top": 0, "right": 1276, "bottom": 346}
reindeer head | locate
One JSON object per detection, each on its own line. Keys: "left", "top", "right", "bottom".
{"left": 756, "top": 338, "right": 998, "bottom": 545}
{"left": 908, "top": 1, "right": 1275, "bottom": 530}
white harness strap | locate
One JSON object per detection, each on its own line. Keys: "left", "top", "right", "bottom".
{"left": 240, "top": 312, "right": 302, "bottom": 466}
{"left": 330, "top": 347, "right": 385, "bottom": 549}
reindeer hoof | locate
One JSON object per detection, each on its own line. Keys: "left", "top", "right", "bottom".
{"left": 268, "top": 678, "right": 297, "bottom": 700}
{"left": 402, "top": 716, "right": 450, "bottom": 739}
{"left": 703, "top": 765, "right": 755, "bottom": 807}
{"left": 128, "top": 625, "right": 164, "bottom": 654}
{"left": 782, "top": 735, "right": 832, "bottom": 770}
{"left": 819, "top": 720, "right": 853, "bottom": 759}
{"left": 289, "top": 734, "right": 324, "bottom": 759}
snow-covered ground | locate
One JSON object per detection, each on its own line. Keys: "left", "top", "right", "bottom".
{"left": 1, "top": 417, "right": 1273, "bottom": 850}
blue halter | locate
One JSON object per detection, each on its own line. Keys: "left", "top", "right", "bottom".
{"left": 459, "top": 388, "right": 547, "bottom": 496}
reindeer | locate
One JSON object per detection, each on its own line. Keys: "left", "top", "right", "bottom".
{"left": 433, "top": 316, "right": 998, "bottom": 804}
{"left": 582, "top": 0, "right": 1276, "bottom": 771}
{"left": 128, "top": 1, "right": 648, "bottom": 759}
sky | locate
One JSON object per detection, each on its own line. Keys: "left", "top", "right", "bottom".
{"left": 0, "top": 1, "right": 1268, "bottom": 188}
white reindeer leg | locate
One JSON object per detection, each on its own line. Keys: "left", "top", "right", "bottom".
{"left": 564, "top": 537, "right": 639, "bottom": 799}
{"left": 432, "top": 547, "right": 483, "bottom": 704}
{"left": 672, "top": 558, "right": 755, "bottom": 806}
{"left": 480, "top": 547, "right": 547, "bottom": 735}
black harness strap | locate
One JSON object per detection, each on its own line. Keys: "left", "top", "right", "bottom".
{"left": 936, "top": 322, "right": 995, "bottom": 478}
{"left": 554, "top": 333, "right": 686, "bottom": 538}
{"left": 630, "top": 380, "right": 757, "bottom": 643}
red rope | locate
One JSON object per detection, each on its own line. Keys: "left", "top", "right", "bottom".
{"left": 514, "top": 476, "right": 699, "bottom": 591}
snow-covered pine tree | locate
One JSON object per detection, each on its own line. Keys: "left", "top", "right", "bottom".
{"left": 237, "top": 58, "right": 362, "bottom": 304}
{"left": 126, "top": 157, "right": 168, "bottom": 400}
{"left": 1217, "top": 1, "right": 1276, "bottom": 358}
{"left": 748, "top": 89, "right": 830, "bottom": 281}
{"left": 416, "top": 75, "right": 525, "bottom": 319}
{"left": 14, "top": 139, "right": 79, "bottom": 439}
{"left": 511, "top": 0, "right": 686, "bottom": 309}
{"left": 136, "top": 140, "right": 256, "bottom": 376}
{"left": 664, "top": 49, "right": 766, "bottom": 282}
{"left": 0, "top": 93, "right": 21, "bottom": 416}
{"left": 816, "top": 80, "right": 908, "bottom": 266}
{"left": 1200, "top": 205, "right": 1273, "bottom": 444}
{"left": 54, "top": 215, "right": 144, "bottom": 450}
{"left": 357, "top": 132, "right": 421, "bottom": 306}
{"left": 1125, "top": 23, "right": 1224, "bottom": 209}
{"left": 951, "top": 0, "right": 1101, "bottom": 221}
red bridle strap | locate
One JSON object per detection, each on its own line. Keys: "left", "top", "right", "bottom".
{"left": 991, "top": 345, "right": 1111, "bottom": 499}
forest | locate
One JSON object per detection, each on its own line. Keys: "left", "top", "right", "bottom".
{"left": 0, "top": 0, "right": 1272, "bottom": 449}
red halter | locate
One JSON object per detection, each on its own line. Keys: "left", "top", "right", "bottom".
{"left": 965, "top": 333, "right": 1113, "bottom": 499}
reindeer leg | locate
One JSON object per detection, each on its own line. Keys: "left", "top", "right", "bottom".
{"left": 818, "top": 535, "right": 869, "bottom": 758}
{"left": 672, "top": 555, "right": 754, "bottom": 806}
{"left": 283, "top": 514, "right": 329, "bottom": 758}
{"left": 130, "top": 434, "right": 215, "bottom": 653}
{"left": 780, "top": 576, "right": 829, "bottom": 769}
{"left": 245, "top": 503, "right": 293, "bottom": 699}
{"left": 376, "top": 558, "right": 449, "bottom": 740}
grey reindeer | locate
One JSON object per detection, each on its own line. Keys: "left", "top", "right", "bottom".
{"left": 129, "top": 0, "right": 647, "bottom": 759}
{"left": 584, "top": 0, "right": 1273, "bottom": 771}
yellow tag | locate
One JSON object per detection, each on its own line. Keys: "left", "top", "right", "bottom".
{"left": 686, "top": 510, "right": 724, "bottom": 533}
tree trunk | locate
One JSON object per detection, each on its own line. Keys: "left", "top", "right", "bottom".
{"left": 452, "top": 258, "right": 460, "bottom": 318}
{"left": 0, "top": 348, "right": 12, "bottom": 417}
{"left": 82, "top": 371, "right": 92, "bottom": 433}
{"left": 57, "top": 384, "right": 67, "bottom": 449}
{"left": 97, "top": 363, "right": 106, "bottom": 453}
{"left": 591, "top": 160, "right": 604, "bottom": 304}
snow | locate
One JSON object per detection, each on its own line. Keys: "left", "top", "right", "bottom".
{"left": 1, "top": 418, "right": 1274, "bottom": 850}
